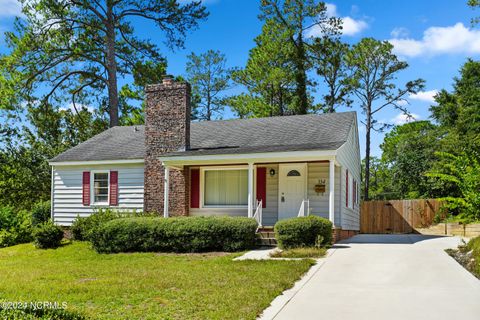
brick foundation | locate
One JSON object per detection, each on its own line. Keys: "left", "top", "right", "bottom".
{"left": 332, "top": 228, "right": 359, "bottom": 243}
{"left": 144, "top": 77, "right": 191, "bottom": 216}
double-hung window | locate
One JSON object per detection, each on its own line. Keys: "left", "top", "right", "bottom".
{"left": 203, "top": 168, "right": 248, "bottom": 207}
{"left": 92, "top": 172, "right": 109, "bottom": 205}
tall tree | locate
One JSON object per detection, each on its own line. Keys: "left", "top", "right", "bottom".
{"left": 431, "top": 59, "right": 480, "bottom": 152}
{"left": 380, "top": 121, "right": 448, "bottom": 199}
{"left": 468, "top": 0, "right": 480, "bottom": 25}
{"left": 186, "top": 50, "right": 231, "bottom": 121}
{"left": 345, "top": 38, "right": 425, "bottom": 200}
{"left": 228, "top": 19, "right": 296, "bottom": 117}
{"left": 0, "top": 104, "right": 106, "bottom": 209}
{"left": 118, "top": 60, "right": 168, "bottom": 125}
{"left": 259, "top": 0, "right": 341, "bottom": 114}
{"left": 362, "top": 156, "right": 394, "bottom": 200}
{"left": 310, "top": 37, "right": 351, "bottom": 113}
{"left": 2, "top": 0, "right": 207, "bottom": 127}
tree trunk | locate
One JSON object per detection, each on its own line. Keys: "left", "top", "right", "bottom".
{"left": 364, "top": 112, "right": 371, "bottom": 201}
{"left": 206, "top": 91, "right": 211, "bottom": 121}
{"left": 105, "top": 2, "right": 119, "bottom": 127}
{"left": 294, "top": 34, "right": 308, "bottom": 114}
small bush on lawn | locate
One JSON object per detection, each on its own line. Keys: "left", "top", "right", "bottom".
{"left": 0, "top": 207, "right": 33, "bottom": 247}
{"left": 0, "top": 305, "right": 85, "bottom": 319}
{"left": 31, "top": 200, "right": 51, "bottom": 226}
{"left": 91, "top": 216, "right": 258, "bottom": 253}
{"left": 33, "top": 221, "right": 64, "bottom": 249}
{"left": 71, "top": 209, "right": 155, "bottom": 241}
{"left": 274, "top": 215, "right": 332, "bottom": 249}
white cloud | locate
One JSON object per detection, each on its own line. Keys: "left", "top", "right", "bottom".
{"left": 390, "top": 27, "right": 409, "bottom": 38}
{"left": 0, "top": 0, "right": 22, "bottom": 17}
{"left": 342, "top": 16, "right": 368, "bottom": 36}
{"left": 60, "top": 103, "right": 95, "bottom": 113}
{"left": 389, "top": 23, "right": 480, "bottom": 57}
{"left": 308, "top": 3, "right": 368, "bottom": 37}
{"left": 392, "top": 113, "right": 420, "bottom": 125}
{"left": 409, "top": 90, "right": 438, "bottom": 103}
{"left": 325, "top": 3, "right": 338, "bottom": 17}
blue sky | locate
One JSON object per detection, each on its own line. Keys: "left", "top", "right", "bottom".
{"left": 0, "top": 0, "right": 479, "bottom": 157}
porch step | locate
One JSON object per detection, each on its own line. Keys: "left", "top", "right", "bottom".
{"left": 256, "top": 228, "right": 277, "bottom": 247}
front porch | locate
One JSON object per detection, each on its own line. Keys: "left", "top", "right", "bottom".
{"left": 161, "top": 152, "right": 343, "bottom": 228}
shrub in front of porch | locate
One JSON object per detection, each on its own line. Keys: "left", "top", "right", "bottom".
{"left": 274, "top": 216, "right": 332, "bottom": 249}
{"left": 91, "top": 216, "right": 258, "bottom": 253}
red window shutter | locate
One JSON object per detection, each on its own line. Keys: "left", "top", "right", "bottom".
{"left": 256, "top": 167, "right": 267, "bottom": 208}
{"left": 109, "top": 171, "right": 119, "bottom": 206}
{"left": 190, "top": 168, "right": 200, "bottom": 208}
{"left": 82, "top": 171, "right": 90, "bottom": 206}
{"left": 346, "top": 170, "right": 349, "bottom": 208}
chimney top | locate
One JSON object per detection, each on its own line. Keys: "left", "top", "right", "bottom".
{"left": 162, "top": 74, "right": 174, "bottom": 85}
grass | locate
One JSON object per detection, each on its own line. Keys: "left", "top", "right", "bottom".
{"left": 465, "top": 236, "right": 480, "bottom": 277}
{"left": 269, "top": 247, "right": 327, "bottom": 259}
{"left": 0, "top": 242, "right": 314, "bottom": 320}
{"left": 446, "top": 235, "right": 480, "bottom": 279}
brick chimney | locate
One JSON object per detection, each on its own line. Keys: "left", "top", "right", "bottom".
{"left": 144, "top": 76, "right": 191, "bottom": 215}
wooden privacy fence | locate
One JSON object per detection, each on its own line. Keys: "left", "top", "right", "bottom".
{"left": 360, "top": 199, "right": 443, "bottom": 234}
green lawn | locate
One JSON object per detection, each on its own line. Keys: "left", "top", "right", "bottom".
{"left": 0, "top": 242, "right": 314, "bottom": 319}
{"left": 270, "top": 247, "right": 327, "bottom": 258}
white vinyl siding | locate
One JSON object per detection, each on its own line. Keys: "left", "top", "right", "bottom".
{"left": 307, "top": 162, "right": 341, "bottom": 226}
{"left": 204, "top": 169, "right": 248, "bottom": 206}
{"left": 52, "top": 163, "right": 144, "bottom": 226}
{"left": 336, "top": 117, "right": 361, "bottom": 231}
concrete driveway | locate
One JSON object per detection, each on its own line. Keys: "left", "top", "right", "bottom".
{"left": 265, "top": 234, "right": 480, "bottom": 320}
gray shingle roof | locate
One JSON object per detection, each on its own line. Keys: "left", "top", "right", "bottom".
{"left": 50, "top": 112, "right": 356, "bottom": 162}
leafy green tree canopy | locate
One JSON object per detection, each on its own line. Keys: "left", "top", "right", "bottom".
{"left": 1, "top": 0, "right": 207, "bottom": 127}
{"left": 186, "top": 50, "right": 232, "bottom": 121}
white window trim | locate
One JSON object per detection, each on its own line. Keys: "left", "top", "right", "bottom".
{"left": 200, "top": 166, "right": 250, "bottom": 209}
{"left": 91, "top": 170, "right": 110, "bottom": 206}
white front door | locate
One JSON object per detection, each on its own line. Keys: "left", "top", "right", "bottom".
{"left": 278, "top": 163, "right": 307, "bottom": 220}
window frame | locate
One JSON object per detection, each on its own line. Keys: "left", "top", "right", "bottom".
{"left": 90, "top": 170, "right": 110, "bottom": 206}
{"left": 200, "top": 166, "right": 249, "bottom": 209}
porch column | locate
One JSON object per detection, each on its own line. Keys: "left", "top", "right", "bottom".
{"left": 329, "top": 159, "right": 335, "bottom": 224}
{"left": 163, "top": 166, "right": 170, "bottom": 218}
{"left": 247, "top": 162, "right": 254, "bottom": 218}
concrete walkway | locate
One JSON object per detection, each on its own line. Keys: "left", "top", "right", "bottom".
{"left": 262, "top": 234, "right": 480, "bottom": 320}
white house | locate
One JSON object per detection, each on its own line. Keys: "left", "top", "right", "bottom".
{"left": 49, "top": 77, "right": 361, "bottom": 241}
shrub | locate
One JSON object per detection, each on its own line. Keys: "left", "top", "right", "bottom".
{"left": 274, "top": 215, "right": 332, "bottom": 249}
{"left": 31, "top": 201, "right": 51, "bottom": 226}
{"left": 0, "top": 207, "right": 33, "bottom": 247}
{"left": 0, "top": 305, "right": 85, "bottom": 319}
{"left": 33, "top": 221, "right": 64, "bottom": 249}
{"left": 71, "top": 209, "right": 118, "bottom": 241}
{"left": 466, "top": 236, "right": 480, "bottom": 276}
{"left": 91, "top": 216, "right": 258, "bottom": 253}
{"left": 71, "top": 209, "right": 155, "bottom": 241}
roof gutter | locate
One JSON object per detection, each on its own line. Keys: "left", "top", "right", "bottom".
{"left": 159, "top": 149, "right": 337, "bottom": 167}
{"left": 49, "top": 159, "right": 145, "bottom": 166}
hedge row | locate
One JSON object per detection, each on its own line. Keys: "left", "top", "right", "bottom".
{"left": 91, "top": 216, "right": 258, "bottom": 253}
{"left": 71, "top": 209, "right": 155, "bottom": 242}
{"left": 274, "top": 215, "right": 332, "bottom": 249}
